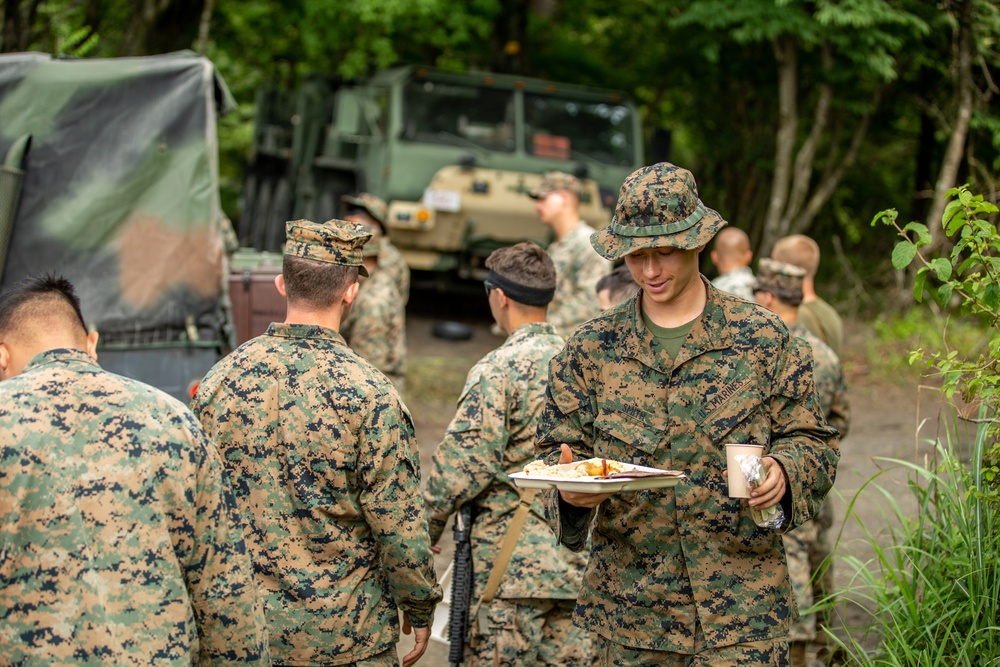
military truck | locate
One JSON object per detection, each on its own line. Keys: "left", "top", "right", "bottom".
{"left": 241, "top": 66, "right": 644, "bottom": 279}
{"left": 0, "top": 52, "right": 235, "bottom": 402}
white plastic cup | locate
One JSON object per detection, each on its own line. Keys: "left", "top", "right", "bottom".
{"left": 726, "top": 443, "right": 764, "bottom": 498}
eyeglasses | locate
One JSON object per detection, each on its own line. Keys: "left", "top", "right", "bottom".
{"left": 484, "top": 280, "right": 496, "bottom": 296}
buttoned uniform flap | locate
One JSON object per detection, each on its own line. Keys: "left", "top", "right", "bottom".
{"left": 593, "top": 405, "right": 664, "bottom": 458}
{"left": 695, "top": 377, "right": 770, "bottom": 447}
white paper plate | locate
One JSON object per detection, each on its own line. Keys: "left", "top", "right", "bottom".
{"left": 510, "top": 462, "right": 685, "bottom": 493}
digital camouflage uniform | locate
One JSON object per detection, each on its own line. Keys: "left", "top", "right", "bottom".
{"left": 546, "top": 222, "right": 612, "bottom": 339}
{"left": 341, "top": 192, "right": 411, "bottom": 304}
{"left": 342, "top": 266, "right": 407, "bottom": 394}
{"left": 788, "top": 322, "right": 850, "bottom": 645}
{"left": 538, "top": 163, "right": 840, "bottom": 660}
{"left": 712, "top": 266, "right": 756, "bottom": 301}
{"left": 755, "top": 257, "right": 851, "bottom": 647}
{"left": 191, "top": 219, "right": 441, "bottom": 666}
{"left": 424, "top": 322, "right": 591, "bottom": 667}
{"left": 0, "top": 349, "right": 268, "bottom": 666}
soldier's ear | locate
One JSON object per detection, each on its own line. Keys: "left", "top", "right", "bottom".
{"left": 85, "top": 331, "right": 99, "bottom": 361}
{"left": 495, "top": 288, "right": 509, "bottom": 309}
{"left": 0, "top": 342, "right": 9, "bottom": 380}
{"left": 343, "top": 280, "right": 360, "bottom": 307}
{"left": 274, "top": 274, "right": 287, "bottom": 298}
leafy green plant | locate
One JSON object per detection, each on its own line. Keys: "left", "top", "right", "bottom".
{"left": 827, "top": 186, "right": 1000, "bottom": 665}
{"left": 872, "top": 186, "right": 1000, "bottom": 485}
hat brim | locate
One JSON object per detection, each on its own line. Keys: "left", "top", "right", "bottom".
{"left": 340, "top": 195, "right": 386, "bottom": 227}
{"left": 590, "top": 208, "right": 727, "bottom": 261}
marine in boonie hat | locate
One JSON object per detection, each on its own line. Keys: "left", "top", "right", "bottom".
{"left": 284, "top": 219, "right": 372, "bottom": 277}
{"left": 362, "top": 228, "right": 384, "bottom": 258}
{"left": 341, "top": 192, "right": 388, "bottom": 226}
{"left": 527, "top": 171, "right": 582, "bottom": 199}
{"left": 590, "top": 162, "right": 727, "bottom": 260}
{"left": 753, "top": 258, "right": 806, "bottom": 303}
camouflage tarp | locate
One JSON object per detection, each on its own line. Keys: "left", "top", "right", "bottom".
{"left": 0, "top": 51, "right": 235, "bottom": 343}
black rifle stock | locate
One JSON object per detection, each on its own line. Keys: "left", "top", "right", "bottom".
{"left": 448, "top": 503, "right": 474, "bottom": 667}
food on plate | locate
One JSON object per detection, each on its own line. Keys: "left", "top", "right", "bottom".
{"left": 522, "top": 458, "right": 630, "bottom": 478}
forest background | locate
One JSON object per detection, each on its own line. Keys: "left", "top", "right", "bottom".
{"left": 2, "top": 0, "right": 998, "bottom": 315}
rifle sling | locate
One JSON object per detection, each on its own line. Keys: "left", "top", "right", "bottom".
{"left": 476, "top": 488, "right": 538, "bottom": 611}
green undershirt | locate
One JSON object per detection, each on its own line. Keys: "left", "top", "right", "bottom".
{"left": 642, "top": 311, "right": 697, "bottom": 361}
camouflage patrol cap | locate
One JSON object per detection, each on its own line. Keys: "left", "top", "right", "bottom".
{"left": 590, "top": 162, "right": 727, "bottom": 260}
{"left": 341, "top": 193, "right": 387, "bottom": 226}
{"left": 528, "top": 171, "right": 582, "bottom": 199}
{"left": 754, "top": 258, "right": 806, "bottom": 300}
{"left": 285, "top": 219, "right": 371, "bottom": 277}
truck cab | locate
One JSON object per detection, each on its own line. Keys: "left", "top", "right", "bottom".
{"left": 242, "top": 66, "right": 643, "bottom": 280}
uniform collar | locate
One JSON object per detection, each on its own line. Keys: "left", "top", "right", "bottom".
{"left": 22, "top": 348, "right": 99, "bottom": 373}
{"left": 620, "top": 276, "right": 732, "bottom": 372}
{"left": 265, "top": 322, "right": 347, "bottom": 345}
{"left": 506, "top": 321, "right": 558, "bottom": 342}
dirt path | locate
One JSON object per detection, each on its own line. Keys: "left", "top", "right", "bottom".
{"left": 397, "top": 300, "right": 946, "bottom": 665}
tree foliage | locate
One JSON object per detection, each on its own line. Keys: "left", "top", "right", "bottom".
{"left": 2, "top": 0, "right": 998, "bottom": 305}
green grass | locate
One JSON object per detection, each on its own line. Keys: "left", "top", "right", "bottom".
{"left": 857, "top": 309, "right": 991, "bottom": 386}
{"left": 825, "top": 407, "right": 1000, "bottom": 666}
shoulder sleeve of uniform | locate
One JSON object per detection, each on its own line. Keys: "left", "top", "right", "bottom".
{"left": 767, "top": 336, "right": 841, "bottom": 530}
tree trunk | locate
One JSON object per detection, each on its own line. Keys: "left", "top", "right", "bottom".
{"left": 792, "top": 90, "right": 879, "bottom": 233}
{"left": 761, "top": 33, "right": 798, "bottom": 254}
{"left": 926, "top": 0, "right": 974, "bottom": 249}
{"left": 2, "top": 0, "right": 43, "bottom": 53}
{"left": 781, "top": 44, "right": 834, "bottom": 234}
{"left": 197, "top": 0, "right": 215, "bottom": 54}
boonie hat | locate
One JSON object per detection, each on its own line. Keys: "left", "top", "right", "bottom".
{"left": 341, "top": 192, "right": 387, "bottom": 226}
{"left": 285, "top": 219, "right": 371, "bottom": 277}
{"left": 590, "top": 162, "right": 727, "bottom": 260}
{"left": 528, "top": 171, "right": 582, "bottom": 199}
{"left": 753, "top": 258, "right": 806, "bottom": 300}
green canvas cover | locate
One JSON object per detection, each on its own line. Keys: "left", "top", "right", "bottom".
{"left": 0, "top": 51, "right": 235, "bottom": 345}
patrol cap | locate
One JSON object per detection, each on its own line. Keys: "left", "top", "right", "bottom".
{"left": 590, "top": 162, "right": 727, "bottom": 260}
{"left": 285, "top": 219, "right": 371, "bottom": 277}
{"left": 754, "top": 258, "right": 806, "bottom": 300}
{"left": 528, "top": 171, "right": 582, "bottom": 199}
{"left": 341, "top": 193, "right": 387, "bottom": 226}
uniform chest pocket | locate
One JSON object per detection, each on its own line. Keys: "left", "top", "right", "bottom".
{"left": 695, "top": 379, "right": 770, "bottom": 447}
{"left": 593, "top": 407, "right": 665, "bottom": 462}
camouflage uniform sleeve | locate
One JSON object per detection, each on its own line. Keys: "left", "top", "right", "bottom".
{"left": 424, "top": 363, "right": 510, "bottom": 545}
{"left": 357, "top": 392, "right": 442, "bottom": 628}
{"left": 765, "top": 337, "right": 841, "bottom": 530}
{"left": 535, "top": 343, "right": 596, "bottom": 552}
{"left": 174, "top": 410, "right": 270, "bottom": 665}
{"left": 816, "top": 358, "right": 851, "bottom": 440}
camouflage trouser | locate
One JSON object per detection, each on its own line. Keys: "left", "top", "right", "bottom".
{"left": 593, "top": 634, "right": 789, "bottom": 666}
{"left": 467, "top": 597, "right": 592, "bottom": 667}
{"left": 809, "top": 497, "right": 835, "bottom": 641}
{"left": 782, "top": 519, "right": 819, "bottom": 643}
{"left": 275, "top": 647, "right": 397, "bottom": 667}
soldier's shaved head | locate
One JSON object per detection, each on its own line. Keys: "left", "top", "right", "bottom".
{"left": 0, "top": 274, "right": 88, "bottom": 343}
{"left": 0, "top": 274, "right": 98, "bottom": 380}
{"left": 713, "top": 227, "right": 751, "bottom": 262}
{"left": 771, "top": 234, "right": 820, "bottom": 277}
{"left": 710, "top": 226, "right": 753, "bottom": 276}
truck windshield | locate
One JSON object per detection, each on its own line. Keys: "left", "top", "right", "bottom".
{"left": 524, "top": 93, "right": 635, "bottom": 166}
{"left": 403, "top": 79, "right": 515, "bottom": 151}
